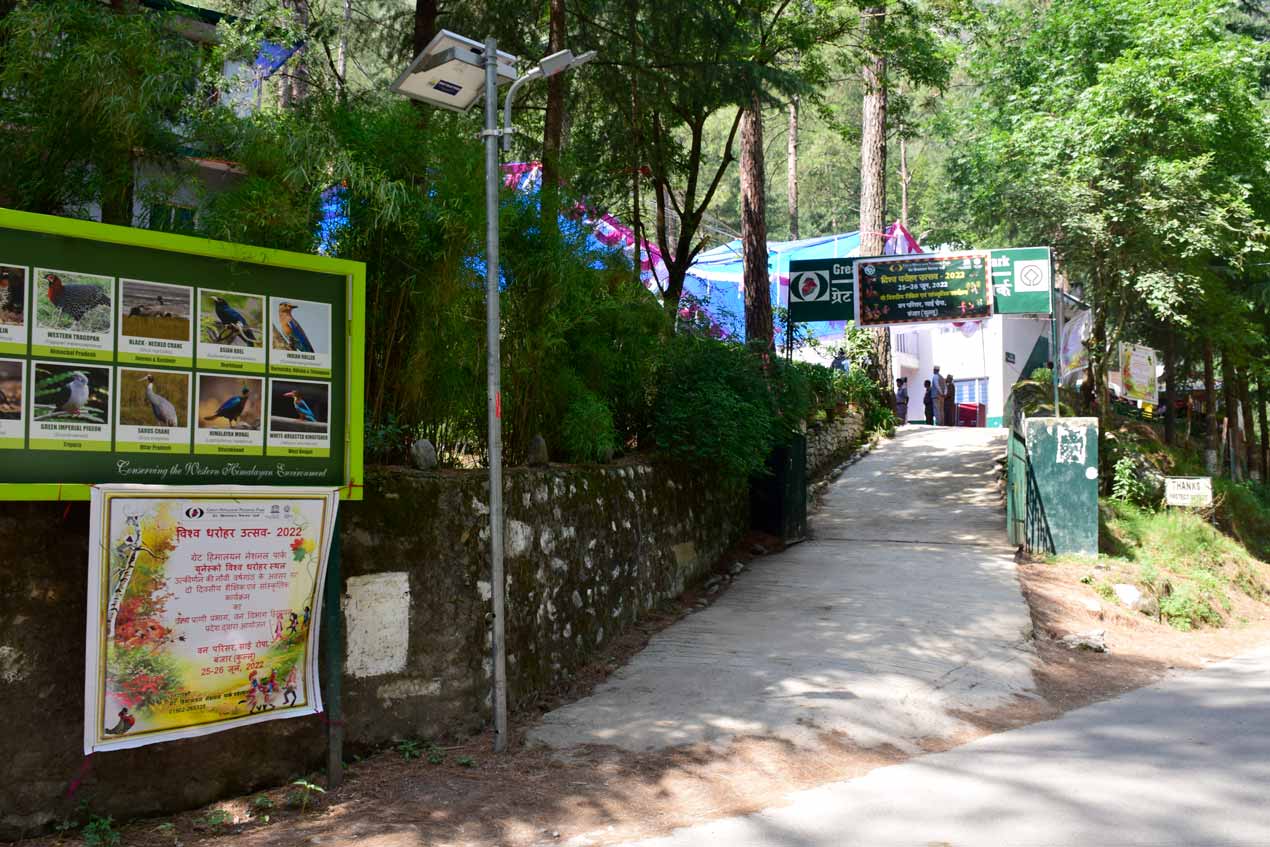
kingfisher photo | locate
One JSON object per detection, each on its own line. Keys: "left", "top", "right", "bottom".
{"left": 33, "top": 268, "right": 114, "bottom": 334}
{"left": 120, "top": 279, "right": 192, "bottom": 343}
{"left": 268, "top": 379, "right": 329, "bottom": 434}
{"left": 118, "top": 369, "right": 189, "bottom": 429}
{"left": 0, "top": 266, "right": 25, "bottom": 327}
{"left": 198, "top": 289, "right": 263, "bottom": 348}
{"left": 31, "top": 362, "right": 110, "bottom": 424}
{"left": 196, "top": 374, "right": 263, "bottom": 430}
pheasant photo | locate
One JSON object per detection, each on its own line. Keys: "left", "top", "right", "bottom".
{"left": 35, "top": 270, "right": 113, "bottom": 333}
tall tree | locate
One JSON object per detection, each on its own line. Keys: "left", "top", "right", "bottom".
{"left": 787, "top": 96, "right": 799, "bottom": 239}
{"left": 858, "top": 4, "right": 889, "bottom": 387}
{"left": 541, "top": 0, "right": 568, "bottom": 224}
{"left": 740, "top": 94, "right": 773, "bottom": 348}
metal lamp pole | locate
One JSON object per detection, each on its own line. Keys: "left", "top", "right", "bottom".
{"left": 481, "top": 37, "right": 509, "bottom": 754}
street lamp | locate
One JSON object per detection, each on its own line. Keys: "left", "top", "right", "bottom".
{"left": 391, "top": 31, "right": 595, "bottom": 754}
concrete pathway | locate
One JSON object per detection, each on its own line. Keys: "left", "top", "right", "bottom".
{"left": 615, "top": 644, "right": 1270, "bottom": 847}
{"left": 528, "top": 426, "right": 1036, "bottom": 753}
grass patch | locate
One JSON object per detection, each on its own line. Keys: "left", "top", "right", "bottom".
{"left": 1062, "top": 500, "right": 1269, "bottom": 631}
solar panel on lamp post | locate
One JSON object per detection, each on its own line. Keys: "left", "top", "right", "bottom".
{"left": 391, "top": 32, "right": 596, "bottom": 755}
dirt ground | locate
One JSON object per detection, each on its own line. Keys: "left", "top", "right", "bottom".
{"left": 18, "top": 543, "right": 1270, "bottom": 847}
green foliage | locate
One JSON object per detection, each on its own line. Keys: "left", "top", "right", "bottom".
{"left": 841, "top": 368, "right": 895, "bottom": 433}
{"left": 195, "top": 809, "right": 233, "bottom": 832}
{"left": 1111, "top": 456, "right": 1152, "bottom": 508}
{"left": 653, "top": 335, "right": 777, "bottom": 481}
{"left": 1094, "top": 499, "right": 1268, "bottom": 629}
{"left": 455, "top": 755, "right": 475, "bottom": 768}
{"left": 286, "top": 779, "right": 326, "bottom": 813}
{"left": 0, "top": 0, "right": 201, "bottom": 222}
{"left": 1029, "top": 367, "right": 1054, "bottom": 386}
{"left": 561, "top": 393, "right": 618, "bottom": 464}
{"left": 396, "top": 739, "right": 423, "bottom": 761}
{"left": 82, "top": 816, "right": 120, "bottom": 847}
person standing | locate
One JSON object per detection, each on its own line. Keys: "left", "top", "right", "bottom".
{"left": 895, "top": 377, "right": 909, "bottom": 425}
{"left": 923, "top": 379, "right": 934, "bottom": 425}
{"left": 944, "top": 373, "right": 957, "bottom": 427}
{"left": 930, "top": 366, "right": 945, "bottom": 425}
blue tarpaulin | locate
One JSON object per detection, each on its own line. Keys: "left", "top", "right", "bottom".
{"left": 684, "top": 232, "right": 863, "bottom": 341}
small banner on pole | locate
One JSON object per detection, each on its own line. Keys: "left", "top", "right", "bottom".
{"left": 84, "top": 484, "right": 339, "bottom": 753}
{"left": 854, "top": 252, "right": 991, "bottom": 327}
{"left": 787, "top": 258, "right": 855, "bottom": 323}
{"left": 1118, "top": 342, "right": 1159, "bottom": 405}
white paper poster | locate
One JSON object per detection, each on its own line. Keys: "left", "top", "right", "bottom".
{"left": 84, "top": 485, "right": 338, "bottom": 753}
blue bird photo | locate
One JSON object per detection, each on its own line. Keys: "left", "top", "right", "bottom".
{"left": 202, "top": 384, "right": 251, "bottom": 425}
{"left": 276, "top": 301, "right": 314, "bottom": 353}
{"left": 283, "top": 389, "right": 318, "bottom": 422}
{"left": 209, "top": 295, "right": 259, "bottom": 345}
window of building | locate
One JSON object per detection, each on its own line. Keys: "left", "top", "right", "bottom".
{"left": 147, "top": 203, "right": 196, "bottom": 234}
{"left": 954, "top": 377, "right": 989, "bottom": 405}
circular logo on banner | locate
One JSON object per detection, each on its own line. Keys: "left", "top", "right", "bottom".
{"left": 790, "top": 271, "right": 829, "bottom": 302}
{"left": 184, "top": 507, "right": 205, "bottom": 519}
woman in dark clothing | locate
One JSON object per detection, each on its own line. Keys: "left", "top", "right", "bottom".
{"left": 923, "top": 379, "right": 934, "bottom": 425}
{"left": 944, "top": 374, "right": 957, "bottom": 426}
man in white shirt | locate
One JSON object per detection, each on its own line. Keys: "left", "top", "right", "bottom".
{"left": 930, "top": 366, "right": 945, "bottom": 425}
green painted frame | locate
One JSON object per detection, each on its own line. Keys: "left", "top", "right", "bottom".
{"left": 0, "top": 208, "right": 366, "bottom": 501}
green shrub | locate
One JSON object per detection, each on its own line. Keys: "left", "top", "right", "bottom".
{"left": 653, "top": 335, "right": 776, "bottom": 481}
{"left": 561, "top": 392, "right": 618, "bottom": 463}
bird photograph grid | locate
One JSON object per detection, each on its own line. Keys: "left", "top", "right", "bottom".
{"left": 271, "top": 298, "right": 330, "bottom": 354}
{"left": 121, "top": 280, "right": 192, "bottom": 342}
{"left": 269, "top": 379, "right": 329, "bottom": 434}
{"left": 34, "top": 269, "right": 113, "bottom": 333}
{"left": 199, "top": 290, "right": 263, "bottom": 348}
{"left": 33, "top": 362, "right": 109, "bottom": 423}
{"left": 0, "top": 265, "right": 25, "bottom": 326}
{"left": 198, "top": 374, "right": 262, "bottom": 430}
{"left": 0, "top": 359, "right": 21, "bottom": 419}
{"left": 119, "top": 370, "right": 188, "bottom": 428}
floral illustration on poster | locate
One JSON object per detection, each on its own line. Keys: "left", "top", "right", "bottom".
{"left": 84, "top": 485, "right": 338, "bottom": 753}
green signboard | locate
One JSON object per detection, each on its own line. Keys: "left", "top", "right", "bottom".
{"left": 787, "top": 258, "right": 855, "bottom": 322}
{"left": 990, "top": 247, "right": 1052, "bottom": 315}
{"left": 0, "top": 209, "right": 366, "bottom": 501}
{"left": 854, "top": 252, "right": 991, "bottom": 327}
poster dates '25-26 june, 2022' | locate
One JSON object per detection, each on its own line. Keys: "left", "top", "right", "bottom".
{"left": 84, "top": 485, "right": 339, "bottom": 753}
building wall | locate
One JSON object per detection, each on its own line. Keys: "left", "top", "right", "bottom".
{"left": 0, "top": 462, "right": 747, "bottom": 839}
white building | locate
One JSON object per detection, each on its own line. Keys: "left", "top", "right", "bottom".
{"left": 891, "top": 314, "right": 1054, "bottom": 428}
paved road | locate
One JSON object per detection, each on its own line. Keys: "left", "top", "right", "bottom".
{"left": 616, "top": 644, "right": 1270, "bottom": 846}
{"left": 529, "top": 427, "right": 1036, "bottom": 753}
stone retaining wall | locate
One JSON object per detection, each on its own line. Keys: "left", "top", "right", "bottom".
{"left": 805, "top": 409, "right": 866, "bottom": 480}
{"left": 0, "top": 461, "right": 746, "bottom": 838}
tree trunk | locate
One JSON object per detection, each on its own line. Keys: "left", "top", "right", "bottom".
{"left": 1259, "top": 381, "right": 1268, "bottom": 485}
{"left": 288, "top": 0, "right": 309, "bottom": 102}
{"left": 101, "top": 158, "right": 135, "bottom": 226}
{"left": 1163, "top": 328, "right": 1176, "bottom": 446}
{"left": 1203, "top": 340, "right": 1219, "bottom": 474}
{"left": 412, "top": 0, "right": 438, "bottom": 53}
{"left": 541, "top": 0, "right": 568, "bottom": 227}
{"left": 741, "top": 93, "right": 773, "bottom": 350}
{"left": 859, "top": 6, "right": 891, "bottom": 395}
{"left": 787, "top": 97, "right": 799, "bottom": 240}
{"left": 1222, "top": 353, "right": 1242, "bottom": 480}
{"left": 1239, "top": 370, "right": 1259, "bottom": 481}
{"left": 898, "top": 134, "right": 910, "bottom": 230}
{"left": 337, "top": 0, "right": 351, "bottom": 91}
